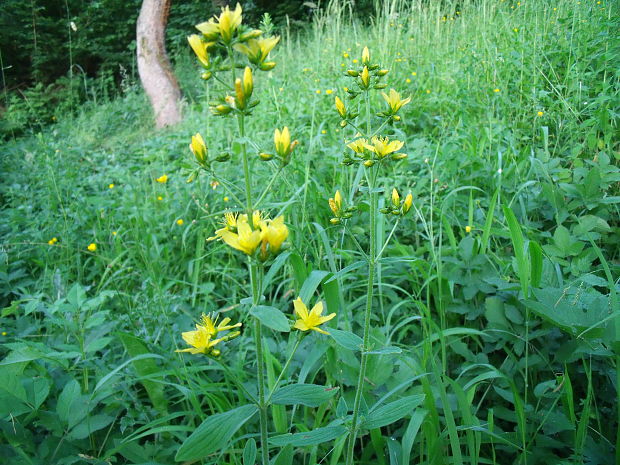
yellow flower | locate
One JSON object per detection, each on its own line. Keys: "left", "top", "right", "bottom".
{"left": 112, "top": 231, "right": 117, "bottom": 236}
{"left": 391, "top": 188, "right": 400, "bottom": 206}
{"left": 177, "top": 219, "right": 184, "bottom": 226}
{"left": 537, "top": 111, "right": 544, "bottom": 117}
{"left": 157, "top": 196, "right": 163, "bottom": 201}
{"left": 321, "top": 129, "right": 327, "bottom": 134}
{"left": 411, "top": 71, "right": 417, "bottom": 76}
{"left": 176, "top": 313, "right": 241, "bottom": 356}
{"left": 325, "top": 89, "right": 333, "bottom": 95}
{"left": 156, "top": 174, "right": 168, "bottom": 183}
{"left": 381, "top": 88, "right": 411, "bottom": 114}
{"left": 195, "top": 19, "right": 219, "bottom": 40}
{"left": 465, "top": 225, "right": 472, "bottom": 233}
{"left": 403, "top": 192, "right": 413, "bottom": 213}
{"left": 274, "top": 127, "right": 298, "bottom": 162}
{"left": 217, "top": 3, "right": 242, "bottom": 43}
{"left": 343, "top": 52, "right": 349, "bottom": 58}
{"left": 335, "top": 96, "right": 346, "bottom": 118}
{"left": 48, "top": 237, "right": 58, "bottom": 245}
{"left": 365, "top": 136, "right": 405, "bottom": 159}
{"left": 361, "top": 46, "right": 370, "bottom": 64}
{"left": 218, "top": 216, "right": 262, "bottom": 255}
{"left": 108, "top": 183, "right": 115, "bottom": 189}
{"left": 347, "top": 138, "right": 368, "bottom": 154}
{"left": 293, "top": 297, "right": 336, "bottom": 335}
{"left": 187, "top": 34, "right": 212, "bottom": 67}
{"left": 425, "top": 89, "right": 431, "bottom": 94}
{"left": 190, "top": 133, "right": 208, "bottom": 164}
{"left": 493, "top": 88, "right": 500, "bottom": 93}
{"left": 315, "top": 89, "right": 321, "bottom": 94}
{"left": 234, "top": 36, "right": 280, "bottom": 66}
{"left": 87, "top": 243, "right": 97, "bottom": 252}
{"left": 261, "top": 215, "right": 289, "bottom": 253}
{"left": 329, "top": 190, "right": 342, "bottom": 216}
{"left": 352, "top": 59, "right": 359, "bottom": 64}
{"left": 360, "top": 66, "right": 370, "bottom": 88}
{"left": 405, "top": 78, "right": 411, "bottom": 83}
{"left": 224, "top": 196, "right": 230, "bottom": 202}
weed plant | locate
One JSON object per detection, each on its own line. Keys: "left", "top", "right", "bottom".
{"left": 0, "top": 0, "right": 619, "bottom": 464}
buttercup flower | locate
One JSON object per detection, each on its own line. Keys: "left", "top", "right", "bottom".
{"left": 87, "top": 243, "right": 97, "bottom": 252}
{"left": 211, "top": 212, "right": 263, "bottom": 255}
{"left": 293, "top": 297, "right": 336, "bottom": 335}
{"left": 156, "top": 174, "right": 168, "bottom": 183}
{"left": 347, "top": 138, "right": 368, "bottom": 154}
{"left": 48, "top": 237, "right": 58, "bottom": 245}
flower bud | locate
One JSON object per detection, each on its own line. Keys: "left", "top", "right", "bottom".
{"left": 330, "top": 218, "right": 341, "bottom": 225}
{"left": 391, "top": 188, "right": 400, "bottom": 207}
{"left": 189, "top": 133, "right": 208, "bottom": 164}
{"left": 360, "top": 66, "right": 370, "bottom": 88}
{"left": 260, "top": 61, "right": 276, "bottom": 71}
{"left": 335, "top": 96, "right": 347, "bottom": 118}
{"left": 259, "top": 152, "right": 273, "bottom": 161}
{"left": 201, "top": 71, "right": 213, "bottom": 81}
{"left": 239, "top": 29, "right": 262, "bottom": 41}
{"left": 376, "top": 69, "right": 389, "bottom": 76}
{"left": 340, "top": 120, "right": 348, "bottom": 128}
{"left": 362, "top": 46, "right": 370, "bottom": 65}
{"left": 391, "top": 153, "right": 408, "bottom": 160}
{"left": 403, "top": 193, "right": 413, "bottom": 214}
{"left": 347, "top": 70, "right": 359, "bottom": 77}
{"left": 374, "top": 83, "right": 388, "bottom": 89}
{"left": 363, "top": 160, "right": 374, "bottom": 167}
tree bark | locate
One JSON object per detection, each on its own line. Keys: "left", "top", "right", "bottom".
{"left": 137, "top": 0, "right": 182, "bottom": 128}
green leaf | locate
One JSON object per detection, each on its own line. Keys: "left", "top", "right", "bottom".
{"left": 361, "top": 395, "right": 425, "bottom": 429}
{"left": 243, "top": 438, "right": 256, "bottom": 465}
{"left": 329, "top": 328, "right": 363, "bottom": 351}
{"left": 299, "top": 270, "right": 330, "bottom": 303}
{"left": 270, "top": 425, "right": 347, "bottom": 447}
{"left": 503, "top": 205, "right": 529, "bottom": 296}
{"left": 272, "top": 444, "right": 294, "bottom": 465}
{"left": 366, "top": 346, "right": 402, "bottom": 355}
{"left": 250, "top": 305, "right": 290, "bottom": 332}
{"left": 118, "top": 332, "right": 169, "bottom": 414}
{"left": 529, "top": 241, "right": 543, "bottom": 288}
{"left": 57, "top": 379, "right": 81, "bottom": 425}
{"left": 68, "top": 414, "right": 115, "bottom": 440}
{"left": 271, "top": 384, "right": 339, "bottom": 407}
{"left": 175, "top": 404, "right": 258, "bottom": 461}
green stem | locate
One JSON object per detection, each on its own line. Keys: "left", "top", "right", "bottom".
{"left": 346, "top": 89, "right": 376, "bottom": 462}
{"left": 251, "top": 264, "right": 269, "bottom": 465}
{"left": 265, "top": 333, "right": 303, "bottom": 405}
{"left": 237, "top": 114, "right": 254, "bottom": 224}
{"left": 255, "top": 167, "right": 283, "bottom": 209}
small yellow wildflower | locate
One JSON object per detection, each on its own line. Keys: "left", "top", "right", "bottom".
{"left": 293, "top": 297, "right": 336, "bottom": 335}
{"left": 335, "top": 96, "right": 347, "bottom": 118}
{"left": 381, "top": 88, "right": 412, "bottom": 114}
{"left": 329, "top": 190, "right": 342, "bottom": 216}
{"left": 176, "top": 313, "right": 242, "bottom": 355}
{"left": 426, "top": 89, "right": 431, "bottom": 94}
{"left": 362, "top": 46, "right": 370, "bottom": 64}
{"left": 112, "top": 231, "right": 117, "bottom": 236}
{"left": 465, "top": 225, "right": 472, "bottom": 233}
{"left": 321, "top": 130, "right": 327, "bottom": 134}
{"left": 157, "top": 196, "right": 163, "bottom": 201}
{"left": 347, "top": 138, "right": 368, "bottom": 154}
{"left": 156, "top": 174, "right": 168, "bottom": 184}
{"left": 352, "top": 58, "right": 359, "bottom": 64}
{"left": 87, "top": 243, "right": 97, "bottom": 252}
{"left": 224, "top": 196, "right": 230, "bottom": 202}
{"left": 391, "top": 188, "right": 400, "bottom": 207}
{"left": 1, "top": 332, "right": 6, "bottom": 336}
{"left": 364, "top": 136, "right": 405, "bottom": 159}
{"left": 403, "top": 193, "right": 413, "bottom": 213}
{"left": 513, "top": 28, "right": 519, "bottom": 32}
{"left": 211, "top": 180, "right": 220, "bottom": 189}
{"left": 48, "top": 237, "right": 58, "bottom": 245}
{"left": 108, "top": 184, "right": 115, "bottom": 189}
{"left": 325, "top": 89, "right": 333, "bottom": 95}
{"left": 494, "top": 88, "right": 500, "bottom": 93}
{"left": 537, "top": 111, "right": 544, "bottom": 117}
{"left": 406, "top": 78, "right": 411, "bottom": 83}
{"left": 315, "top": 89, "right": 321, "bottom": 94}
{"left": 177, "top": 219, "right": 184, "bottom": 226}
{"left": 187, "top": 34, "right": 212, "bottom": 67}
{"left": 261, "top": 215, "right": 289, "bottom": 255}
{"left": 343, "top": 52, "right": 349, "bottom": 58}
{"left": 274, "top": 127, "right": 299, "bottom": 163}
{"left": 411, "top": 72, "right": 417, "bottom": 76}
{"left": 190, "top": 133, "right": 208, "bottom": 164}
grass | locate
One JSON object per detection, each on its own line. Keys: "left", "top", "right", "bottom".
{"left": 1, "top": 0, "right": 619, "bottom": 464}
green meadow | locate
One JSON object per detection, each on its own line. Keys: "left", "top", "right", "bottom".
{"left": 1, "top": 0, "right": 619, "bottom": 464}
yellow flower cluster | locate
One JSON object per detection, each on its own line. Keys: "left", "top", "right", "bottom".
{"left": 344, "top": 135, "right": 407, "bottom": 166}
{"left": 328, "top": 190, "right": 355, "bottom": 225}
{"left": 260, "top": 127, "right": 299, "bottom": 166}
{"left": 188, "top": 3, "right": 280, "bottom": 83}
{"left": 209, "top": 211, "right": 289, "bottom": 260}
{"left": 380, "top": 188, "right": 413, "bottom": 216}
{"left": 177, "top": 313, "right": 242, "bottom": 356}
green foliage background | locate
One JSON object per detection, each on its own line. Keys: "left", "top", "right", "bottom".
{"left": 1, "top": 0, "right": 619, "bottom": 464}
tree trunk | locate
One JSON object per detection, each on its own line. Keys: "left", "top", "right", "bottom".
{"left": 136, "top": 0, "right": 182, "bottom": 128}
